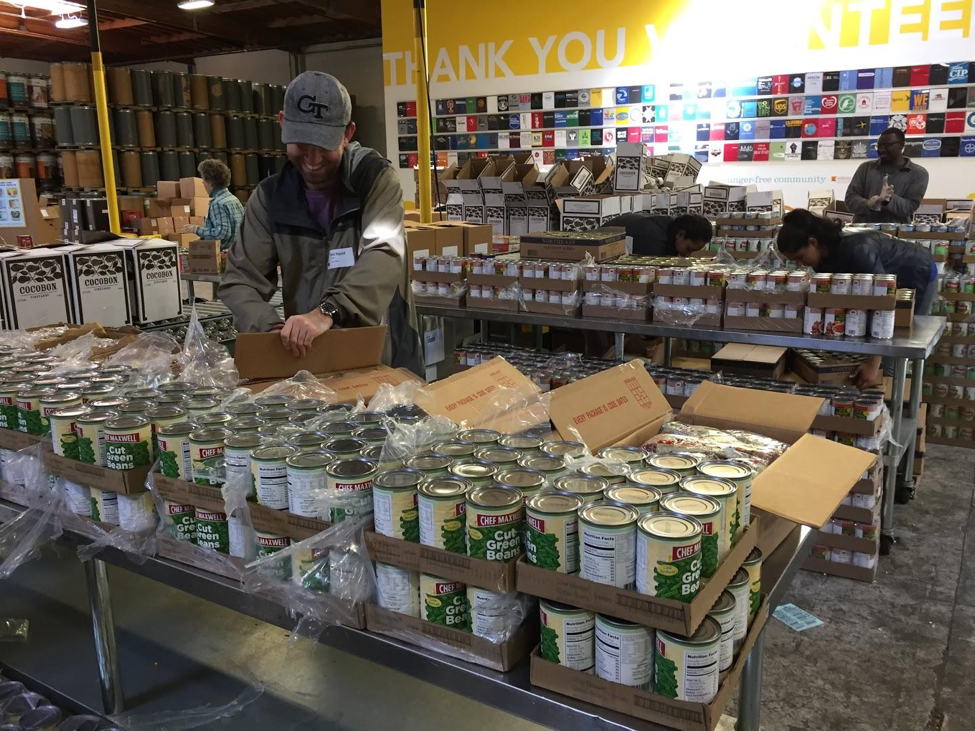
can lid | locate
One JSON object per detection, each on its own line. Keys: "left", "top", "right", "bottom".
{"left": 327, "top": 456, "right": 378, "bottom": 478}
{"left": 597, "top": 445, "right": 647, "bottom": 462}
{"left": 89, "top": 397, "right": 127, "bottom": 409}
{"left": 189, "top": 426, "right": 233, "bottom": 442}
{"left": 681, "top": 475, "right": 737, "bottom": 497}
{"left": 639, "top": 513, "right": 702, "bottom": 539}
{"left": 449, "top": 459, "right": 498, "bottom": 480}
{"left": 233, "top": 416, "right": 269, "bottom": 430}
{"left": 159, "top": 382, "right": 195, "bottom": 393}
{"left": 554, "top": 474, "right": 608, "bottom": 494}
{"left": 418, "top": 476, "right": 472, "bottom": 498}
{"left": 292, "top": 398, "right": 324, "bottom": 411}
{"left": 258, "top": 406, "right": 297, "bottom": 420}
{"left": 352, "top": 426, "right": 388, "bottom": 441}
{"left": 540, "top": 598, "right": 589, "bottom": 614}
{"left": 660, "top": 492, "right": 720, "bottom": 517}
{"left": 126, "top": 388, "right": 160, "bottom": 399}
{"left": 227, "top": 402, "right": 262, "bottom": 416}
{"left": 457, "top": 428, "right": 501, "bottom": 443}
{"left": 431, "top": 440, "right": 476, "bottom": 456}
{"left": 186, "top": 397, "right": 220, "bottom": 411}
{"left": 360, "top": 444, "right": 384, "bottom": 460}
{"left": 196, "top": 411, "right": 232, "bottom": 425}
{"left": 158, "top": 421, "right": 196, "bottom": 436}
{"left": 373, "top": 468, "right": 424, "bottom": 489}
{"left": 697, "top": 460, "right": 753, "bottom": 480}
{"left": 224, "top": 433, "right": 263, "bottom": 449}
{"left": 744, "top": 547, "right": 763, "bottom": 565}
{"left": 39, "top": 391, "right": 81, "bottom": 404}
{"left": 710, "top": 590, "right": 736, "bottom": 614}
{"left": 324, "top": 437, "right": 368, "bottom": 454}
{"left": 605, "top": 485, "right": 660, "bottom": 505}
{"left": 518, "top": 455, "right": 564, "bottom": 472}
{"left": 539, "top": 440, "right": 586, "bottom": 458}
{"left": 659, "top": 616, "right": 722, "bottom": 645}
{"left": 286, "top": 451, "right": 335, "bottom": 469}
{"left": 629, "top": 468, "right": 681, "bottom": 487}
{"left": 526, "top": 490, "right": 584, "bottom": 514}
{"left": 467, "top": 484, "right": 523, "bottom": 509}
{"left": 406, "top": 454, "right": 451, "bottom": 471}
{"left": 252, "top": 444, "right": 299, "bottom": 460}
{"left": 351, "top": 410, "right": 384, "bottom": 424}
{"left": 647, "top": 453, "right": 700, "bottom": 471}
{"left": 473, "top": 446, "right": 521, "bottom": 463}
{"left": 78, "top": 409, "right": 119, "bottom": 424}
{"left": 49, "top": 405, "right": 91, "bottom": 420}
{"left": 254, "top": 393, "right": 295, "bottom": 406}
{"left": 286, "top": 431, "right": 328, "bottom": 447}
{"left": 321, "top": 420, "right": 356, "bottom": 435}
{"left": 498, "top": 434, "right": 542, "bottom": 450}
{"left": 579, "top": 502, "right": 639, "bottom": 526}
{"left": 495, "top": 467, "right": 545, "bottom": 489}
{"left": 105, "top": 414, "right": 150, "bottom": 430}
{"left": 580, "top": 462, "right": 625, "bottom": 479}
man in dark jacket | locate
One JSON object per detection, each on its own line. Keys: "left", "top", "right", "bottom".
{"left": 844, "top": 127, "right": 929, "bottom": 224}
{"left": 218, "top": 71, "right": 422, "bottom": 375}
{"left": 602, "top": 212, "right": 712, "bottom": 256}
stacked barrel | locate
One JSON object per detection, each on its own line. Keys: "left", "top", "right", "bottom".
{"left": 0, "top": 69, "right": 60, "bottom": 191}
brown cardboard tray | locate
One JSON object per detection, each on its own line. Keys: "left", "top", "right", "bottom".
{"left": 802, "top": 555, "right": 877, "bottom": 582}
{"left": 811, "top": 414, "right": 882, "bottom": 436}
{"left": 652, "top": 284, "right": 724, "bottom": 299}
{"left": 467, "top": 273, "right": 519, "bottom": 287}
{"left": 365, "top": 531, "right": 518, "bottom": 592}
{"left": 582, "top": 280, "right": 654, "bottom": 296}
{"left": 724, "top": 289, "right": 806, "bottom": 305}
{"left": 0, "top": 428, "right": 48, "bottom": 452}
{"left": 519, "top": 276, "right": 581, "bottom": 292}
{"left": 815, "top": 530, "right": 877, "bottom": 553}
{"left": 832, "top": 502, "right": 879, "bottom": 524}
{"left": 522, "top": 301, "right": 581, "bottom": 317}
{"left": 410, "top": 271, "right": 466, "bottom": 284}
{"left": 155, "top": 532, "right": 246, "bottom": 581}
{"left": 413, "top": 294, "right": 467, "bottom": 308}
{"left": 530, "top": 595, "right": 770, "bottom": 731}
{"left": 806, "top": 292, "right": 896, "bottom": 311}
{"left": 722, "top": 316, "right": 802, "bottom": 333}
{"left": 925, "top": 434, "right": 975, "bottom": 449}
{"left": 364, "top": 603, "right": 534, "bottom": 672}
{"left": 516, "top": 520, "right": 758, "bottom": 635}
{"left": 582, "top": 304, "right": 649, "bottom": 321}
{"left": 472, "top": 298, "right": 520, "bottom": 312}
{"left": 44, "top": 452, "right": 150, "bottom": 495}
{"left": 652, "top": 311, "right": 722, "bottom": 328}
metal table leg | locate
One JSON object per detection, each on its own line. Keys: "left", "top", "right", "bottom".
{"left": 663, "top": 337, "right": 672, "bottom": 367}
{"left": 736, "top": 626, "right": 765, "bottom": 731}
{"left": 84, "top": 558, "right": 124, "bottom": 714}
{"left": 533, "top": 325, "right": 543, "bottom": 350}
{"left": 614, "top": 332, "right": 624, "bottom": 360}
{"left": 898, "top": 357, "right": 924, "bottom": 501}
{"left": 185, "top": 278, "right": 195, "bottom": 304}
{"left": 881, "top": 357, "right": 907, "bottom": 554}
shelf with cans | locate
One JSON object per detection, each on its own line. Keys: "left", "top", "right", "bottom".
{"left": 396, "top": 59, "right": 975, "bottom": 164}
{"left": 0, "top": 71, "right": 59, "bottom": 191}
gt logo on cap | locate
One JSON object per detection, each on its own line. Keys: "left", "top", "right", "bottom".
{"left": 297, "top": 94, "right": 330, "bottom": 119}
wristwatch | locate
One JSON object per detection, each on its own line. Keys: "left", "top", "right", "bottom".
{"left": 318, "top": 300, "right": 341, "bottom": 324}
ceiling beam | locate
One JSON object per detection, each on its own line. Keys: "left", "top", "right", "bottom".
{"left": 98, "top": 17, "right": 147, "bottom": 30}
{"left": 211, "top": 0, "right": 281, "bottom": 12}
{"left": 269, "top": 12, "right": 331, "bottom": 27}
{"left": 293, "top": 0, "right": 380, "bottom": 28}
{"left": 148, "top": 30, "right": 205, "bottom": 43}
{"left": 93, "top": 0, "right": 297, "bottom": 48}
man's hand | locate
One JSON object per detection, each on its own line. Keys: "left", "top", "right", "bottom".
{"left": 880, "top": 183, "right": 894, "bottom": 202}
{"left": 180, "top": 224, "right": 197, "bottom": 234}
{"left": 280, "top": 309, "right": 332, "bottom": 358}
{"left": 851, "top": 357, "right": 883, "bottom": 389}
{"left": 867, "top": 195, "right": 883, "bottom": 211}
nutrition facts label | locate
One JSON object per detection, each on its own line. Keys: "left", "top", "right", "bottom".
{"left": 680, "top": 646, "right": 720, "bottom": 702}
{"left": 561, "top": 616, "right": 595, "bottom": 672}
{"left": 596, "top": 623, "right": 652, "bottom": 689}
{"left": 376, "top": 563, "right": 418, "bottom": 616}
{"left": 582, "top": 528, "right": 635, "bottom": 589}
{"left": 288, "top": 470, "right": 325, "bottom": 517}
{"left": 256, "top": 464, "right": 288, "bottom": 509}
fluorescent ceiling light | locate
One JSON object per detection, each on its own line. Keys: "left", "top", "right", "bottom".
{"left": 55, "top": 13, "right": 86, "bottom": 27}
{"left": 177, "top": 0, "right": 214, "bottom": 9}
{"left": 3, "top": 0, "right": 84, "bottom": 13}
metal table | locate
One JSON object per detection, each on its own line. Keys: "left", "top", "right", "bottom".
{"left": 0, "top": 499, "right": 813, "bottom": 731}
{"left": 417, "top": 305, "right": 945, "bottom": 552}
{"left": 182, "top": 272, "right": 223, "bottom": 303}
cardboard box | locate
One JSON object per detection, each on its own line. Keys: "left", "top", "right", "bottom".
{"left": 165, "top": 233, "right": 199, "bottom": 247}
{"left": 802, "top": 554, "right": 877, "bottom": 582}
{"left": 156, "top": 180, "right": 180, "bottom": 199}
{"left": 806, "top": 292, "right": 896, "bottom": 311}
{"left": 155, "top": 533, "right": 246, "bottom": 582}
{"left": 582, "top": 304, "right": 649, "bottom": 321}
{"left": 155, "top": 217, "right": 175, "bottom": 236}
{"left": 810, "top": 414, "right": 882, "bottom": 436}
{"left": 613, "top": 142, "right": 649, "bottom": 192}
{"left": 406, "top": 227, "right": 439, "bottom": 260}
{"left": 83, "top": 198, "right": 111, "bottom": 232}
{"left": 234, "top": 326, "right": 387, "bottom": 381}
{"left": 711, "top": 344, "right": 787, "bottom": 379}
{"left": 136, "top": 218, "right": 159, "bottom": 236}
{"left": 189, "top": 216, "right": 205, "bottom": 227}
{"left": 365, "top": 531, "right": 518, "bottom": 592}
{"left": 44, "top": 451, "right": 149, "bottom": 495}
{"left": 429, "top": 223, "right": 465, "bottom": 258}
{"left": 558, "top": 194, "right": 622, "bottom": 231}
{"left": 147, "top": 199, "right": 172, "bottom": 218}
{"left": 789, "top": 350, "right": 865, "bottom": 384}
{"left": 118, "top": 196, "right": 146, "bottom": 233}
{"left": 67, "top": 244, "right": 132, "bottom": 327}
{"left": 530, "top": 597, "right": 769, "bottom": 731}
{"left": 0, "top": 428, "right": 48, "bottom": 452}
{"left": 189, "top": 197, "right": 209, "bottom": 217}
{"left": 167, "top": 198, "right": 193, "bottom": 217}
{"left": 244, "top": 364, "right": 421, "bottom": 400}
{"left": 520, "top": 230, "right": 627, "bottom": 263}
{"left": 111, "top": 239, "right": 182, "bottom": 325}
{"left": 187, "top": 239, "right": 224, "bottom": 275}
{"left": 179, "top": 177, "right": 208, "bottom": 199}
{"left": 0, "top": 249, "right": 73, "bottom": 330}
{"left": 365, "top": 603, "right": 534, "bottom": 672}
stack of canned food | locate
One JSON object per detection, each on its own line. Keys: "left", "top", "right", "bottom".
{"left": 653, "top": 264, "right": 729, "bottom": 317}
{"left": 801, "top": 271, "right": 898, "bottom": 338}
{"left": 810, "top": 541, "right": 877, "bottom": 570}
{"left": 724, "top": 268, "right": 807, "bottom": 321}
{"left": 451, "top": 344, "right": 622, "bottom": 392}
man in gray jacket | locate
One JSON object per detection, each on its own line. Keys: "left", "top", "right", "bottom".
{"left": 218, "top": 71, "right": 422, "bottom": 375}
{"left": 844, "top": 127, "right": 929, "bottom": 224}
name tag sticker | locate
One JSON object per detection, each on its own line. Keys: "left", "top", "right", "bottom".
{"left": 328, "top": 247, "right": 355, "bottom": 269}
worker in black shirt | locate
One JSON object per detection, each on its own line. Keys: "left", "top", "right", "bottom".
{"left": 602, "top": 212, "right": 713, "bottom": 256}
{"left": 777, "top": 208, "right": 937, "bottom": 387}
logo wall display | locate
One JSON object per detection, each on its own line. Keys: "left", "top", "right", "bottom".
{"left": 948, "top": 63, "right": 969, "bottom": 84}
{"left": 773, "top": 98, "right": 788, "bottom": 116}
{"left": 803, "top": 96, "right": 822, "bottom": 115}
{"left": 837, "top": 94, "right": 856, "bottom": 114}
{"left": 960, "top": 137, "right": 975, "bottom": 157}
{"left": 757, "top": 100, "right": 771, "bottom": 117}
{"left": 616, "top": 87, "right": 629, "bottom": 104}
{"left": 726, "top": 101, "right": 742, "bottom": 119}
{"left": 965, "top": 111, "right": 975, "bottom": 133}
{"left": 921, "top": 138, "right": 942, "bottom": 157}
{"left": 888, "top": 114, "right": 907, "bottom": 131}
{"left": 907, "top": 114, "right": 927, "bottom": 134}
{"left": 856, "top": 93, "right": 872, "bottom": 111}
{"left": 821, "top": 95, "right": 838, "bottom": 113}
{"left": 852, "top": 141, "right": 869, "bottom": 158}
{"left": 789, "top": 96, "right": 804, "bottom": 115}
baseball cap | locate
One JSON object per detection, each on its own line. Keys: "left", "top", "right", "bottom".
{"left": 281, "top": 71, "right": 352, "bottom": 151}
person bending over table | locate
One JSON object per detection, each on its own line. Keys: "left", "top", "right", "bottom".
{"left": 601, "top": 212, "right": 713, "bottom": 256}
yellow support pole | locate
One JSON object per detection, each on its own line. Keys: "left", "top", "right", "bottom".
{"left": 412, "top": 0, "right": 432, "bottom": 224}
{"left": 87, "top": 0, "right": 120, "bottom": 235}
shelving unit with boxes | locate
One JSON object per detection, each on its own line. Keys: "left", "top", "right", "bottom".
{"left": 0, "top": 70, "right": 58, "bottom": 191}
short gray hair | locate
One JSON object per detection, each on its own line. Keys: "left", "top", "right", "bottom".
{"left": 197, "top": 158, "right": 231, "bottom": 189}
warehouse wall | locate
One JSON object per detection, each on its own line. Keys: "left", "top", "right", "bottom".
{"left": 193, "top": 49, "right": 294, "bottom": 86}
{"left": 380, "top": 0, "right": 975, "bottom": 208}
{"left": 0, "top": 58, "right": 51, "bottom": 75}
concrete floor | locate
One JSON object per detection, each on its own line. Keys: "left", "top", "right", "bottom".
{"left": 1, "top": 443, "right": 973, "bottom": 730}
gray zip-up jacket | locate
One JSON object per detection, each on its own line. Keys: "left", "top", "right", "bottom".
{"left": 218, "top": 142, "right": 423, "bottom": 375}
{"left": 844, "top": 157, "right": 929, "bottom": 224}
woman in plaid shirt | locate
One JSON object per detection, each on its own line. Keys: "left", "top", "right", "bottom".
{"left": 181, "top": 159, "right": 245, "bottom": 251}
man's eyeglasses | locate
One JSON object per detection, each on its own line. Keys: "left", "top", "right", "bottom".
{"left": 876, "top": 141, "right": 903, "bottom": 150}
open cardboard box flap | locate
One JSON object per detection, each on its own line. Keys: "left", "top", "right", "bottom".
{"left": 234, "top": 326, "right": 387, "bottom": 380}
{"left": 415, "top": 357, "right": 545, "bottom": 432}
{"left": 549, "top": 361, "right": 671, "bottom": 452}
{"left": 679, "top": 381, "right": 822, "bottom": 445}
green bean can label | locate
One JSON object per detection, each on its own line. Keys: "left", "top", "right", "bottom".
{"left": 655, "top": 617, "right": 721, "bottom": 703}
{"left": 49, "top": 408, "right": 86, "bottom": 459}
{"left": 326, "top": 457, "right": 377, "bottom": 523}
{"left": 708, "top": 591, "right": 737, "bottom": 677}
{"left": 742, "top": 548, "right": 763, "bottom": 622}
{"left": 681, "top": 476, "right": 737, "bottom": 565}
{"left": 164, "top": 501, "right": 196, "bottom": 542}
{"left": 40, "top": 394, "right": 81, "bottom": 437}
{"left": 659, "top": 494, "right": 721, "bottom": 579}
{"left": 0, "top": 393, "right": 19, "bottom": 430}
{"left": 195, "top": 508, "right": 229, "bottom": 553}
{"left": 256, "top": 531, "right": 292, "bottom": 580}
{"left": 252, "top": 446, "right": 298, "bottom": 510}
{"left": 697, "top": 461, "right": 752, "bottom": 544}
{"left": 104, "top": 418, "right": 152, "bottom": 471}
{"left": 420, "top": 574, "right": 469, "bottom": 628}
{"left": 594, "top": 615, "right": 653, "bottom": 690}
{"left": 579, "top": 503, "right": 639, "bottom": 589}
{"left": 372, "top": 469, "right": 421, "bottom": 542}
{"left": 540, "top": 600, "right": 594, "bottom": 672}
{"left": 90, "top": 488, "right": 119, "bottom": 525}
{"left": 727, "top": 568, "right": 750, "bottom": 653}
{"left": 418, "top": 478, "right": 469, "bottom": 553}
{"left": 75, "top": 419, "right": 109, "bottom": 466}
{"left": 63, "top": 480, "right": 91, "bottom": 517}
{"left": 15, "top": 391, "right": 48, "bottom": 435}
{"left": 466, "top": 486, "right": 524, "bottom": 562}
{"left": 376, "top": 562, "right": 419, "bottom": 617}
{"left": 287, "top": 453, "right": 332, "bottom": 518}
{"left": 636, "top": 514, "right": 702, "bottom": 602}
{"left": 191, "top": 439, "right": 226, "bottom": 487}
{"left": 293, "top": 546, "right": 330, "bottom": 591}
{"left": 158, "top": 427, "right": 193, "bottom": 481}
{"left": 526, "top": 491, "right": 584, "bottom": 574}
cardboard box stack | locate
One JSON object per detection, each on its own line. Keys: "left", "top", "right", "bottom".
{"left": 138, "top": 178, "right": 208, "bottom": 246}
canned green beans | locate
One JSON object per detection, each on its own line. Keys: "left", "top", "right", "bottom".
{"left": 287, "top": 431, "right": 329, "bottom": 453}
{"left": 708, "top": 591, "right": 737, "bottom": 680}
{"left": 636, "top": 513, "right": 702, "bottom": 602}
{"left": 431, "top": 440, "right": 477, "bottom": 463}
{"left": 517, "top": 454, "right": 566, "bottom": 483}
{"left": 498, "top": 434, "right": 542, "bottom": 452}
{"left": 147, "top": 405, "right": 189, "bottom": 455}
{"left": 103, "top": 415, "right": 152, "bottom": 470}
{"left": 540, "top": 440, "right": 586, "bottom": 458}
{"left": 628, "top": 468, "right": 682, "bottom": 495}
{"left": 49, "top": 406, "right": 88, "bottom": 459}
{"left": 468, "top": 586, "right": 512, "bottom": 639}
{"left": 189, "top": 427, "right": 233, "bottom": 486}
{"left": 473, "top": 446, "right": 521, "bottom": 467}
{"left": 39, "top": 391, "right": 81, "bottom": 436}
{"left": 372, "top": 468, "right": 422, "bottom": 541}
{"left": 420, "top": 573, "right": 469, "bottom": 628}
{"left": 157, "top": 422, "right": 196, "bottom": 481}
{"left": 15, "top": 387, "right": 55, "bottom": 435}
{"left": 579, "top": 502, "right": 639, "bottom": 589}
{"left": 554, "top": 474, "right": 608, "bottom": 504}
{"left": 195, "top": 508, "right": 229, "bottom": 552}
{"left": 646, "top": 453, "right": 700, "bottom": 476}
{"left": 163, "top": 501, "right": 196, "bottom": 542}
{"left": 526, "top": 491, "right": 584, "bottom": 573}
{"left": 63, "top": 480, "right": 91, "bottom": 516}
{"left": 74, "top": 410, "right": 116, "bottom": 466}
{"left": 90, "top": 488, "right": 119, "bottom": 524}
{"left": 466, "top": 485, "right": 523, "bottom": 561}
{"left": 742, "top": 548, "right": 763, "bottom": 622}
{"left": 727, "top": 568, "right": 750, "bottom": 654}
{"left": 579, "top": 461, "right": 626, "bottom": 485}
{"left": 405, "top": 453, "right": 451, "bottom": 476}
{"left": 376, "top": 562, "right": 419, "bottom": 617}
{"left": 448, "top": 458, "right": 498, "bottom": 486}
{"left": 659, "top": 493, "right": 722, "bottom": 578}
{"left": 495, "top": 467, "right": 546, "bottom": 503}
{"left": 540, "top": 599, "right": 594, "bottom": 672}
{"left": 604, "top": 485, "right": 660, "bottom": 515}
{"left": 287, "top": 451, "right": 334, "bottom": 517}
{"left": 597, "top": 445, "right": 646, "bottom": 465}
{"left": 680, "top": 476, "right": 737, "bottom": 565}
{"left": 458, "top": 428, "right": 501, "bottom": 445}
{"left": 595, "top": 614, "right": 653, "bottom": 690}
{"left": 418, "top": 477, "right": 470, "bottom": 553}
{"left": 223, "top": 434, "right": 263, "bottom": 494}
{"left": 655, "top": 617, "right": 721, "bottom": 702}
{"left": 697, "top": 460, "right": 753, "bottom": 543}
{"left": 252, "top": 445, "right": 299, "bottom": 510}
{"left": 326, "top": 456, "right": 378, "bottom": 522}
